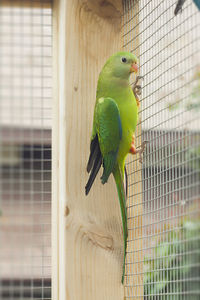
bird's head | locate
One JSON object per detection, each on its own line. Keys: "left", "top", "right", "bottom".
{"left": 103, "top": 51, "right": 139, "bottom": 80}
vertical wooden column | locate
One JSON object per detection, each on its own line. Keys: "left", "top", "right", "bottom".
{"left": 52, "top": 1, "right": 128, "bottom": 299}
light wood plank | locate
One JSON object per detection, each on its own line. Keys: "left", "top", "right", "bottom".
{"left": 52, "top": 0, "right": 130, "bottom": 299}
{"left": 52, "top": 1, "right": 60, "bottom": 300}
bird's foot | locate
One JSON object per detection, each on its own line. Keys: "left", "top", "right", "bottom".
{"left": 130, "top": 135, "right": 137, "bottom": 155}
{"left": 137, "top": 140, "right": 148, "bottom": 163}
{"left": 132, "top": 76, "right": 144, "bottom": 107}
{"left": 130, "top": 139, "right": 148, "bottom": 163}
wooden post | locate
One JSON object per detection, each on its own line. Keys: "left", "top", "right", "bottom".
{"left": 52, "top": 0, "right": 128, "bottom": 299}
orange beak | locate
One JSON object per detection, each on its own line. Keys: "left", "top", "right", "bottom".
{"left": 130, "top": 63, "right": 139, "bottom": 73}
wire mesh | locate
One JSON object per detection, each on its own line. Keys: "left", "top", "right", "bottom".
{"left": 123, "top": 0, "right": 200, "bottom": 299}
{"left": 0, "top": 0, "right": 52, "bottom": 299}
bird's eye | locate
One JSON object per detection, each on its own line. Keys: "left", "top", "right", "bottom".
{"left": 121, "top": 57, "right": 127, "bottom": 63}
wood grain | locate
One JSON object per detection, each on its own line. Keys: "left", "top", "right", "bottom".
{"left": 52, "top": 0, "right": 60, "bottom": 299}
{"left": 52, "top": 0, "right": 129, "bottom": 299}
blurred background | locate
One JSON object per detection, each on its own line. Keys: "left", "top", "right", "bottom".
{"left": 0, "top": 0, "right": 52, "bottom": 299}
{"left": 123, "top": 0, "right": 200, "bottom": 299}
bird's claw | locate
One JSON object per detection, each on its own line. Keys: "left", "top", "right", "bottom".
{"left": 134, "top": 85, "right": 142, "bottom": 95}
{"left": 133, "top": 75, "right": 144, "bottom": 87}
{"left": 132, "top": 76, "right": 144, "bottom": 102}
{"left": 135, "top": 75, "right": 144, "bottom": 83}
{"left": 138, "top": 140, "right": 148, "bottom": 164}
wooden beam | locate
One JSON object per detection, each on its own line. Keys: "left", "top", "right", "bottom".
{"left": 52, "top": 0, "right": 127, "bottom": 300}
{"left": 52, "top": 0, "right": 60, "bottom": 300}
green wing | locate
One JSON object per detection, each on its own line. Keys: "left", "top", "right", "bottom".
{"left": 85, "top": 97, "right": 127, "bottom": 283}
{"left": 95, "top": 97, "right": 122, "bottom": 184}
{"left": 85, "top": 97, "right": 122, "bottom": 195}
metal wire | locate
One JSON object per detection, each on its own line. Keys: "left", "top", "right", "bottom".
{"left": 123, "top": 0, "right": 200, "bottom": 299}
{"left": 0, "top": 1, "right": 52, "bottom": 299}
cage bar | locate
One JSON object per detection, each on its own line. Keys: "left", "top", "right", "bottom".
{"left": 123, "top": 0, "right": 200, "bottom": 299}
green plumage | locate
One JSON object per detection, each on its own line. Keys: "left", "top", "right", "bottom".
{"left": 86, "top": 51, "right": 139, "bottom": 284}
{"left": 95, "top": 97, "right": 122, "bottom": 183}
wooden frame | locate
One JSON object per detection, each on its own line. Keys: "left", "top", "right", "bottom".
{"left": 52, "top": 0, "right": 143, "bottom": 299}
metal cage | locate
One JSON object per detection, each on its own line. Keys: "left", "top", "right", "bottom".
{"left": 123, "top": 0, "right": 200, "bottom": 299}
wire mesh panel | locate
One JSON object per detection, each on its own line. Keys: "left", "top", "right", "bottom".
{"left": 123, "top": 0, "right": 200, "bottom": 299}
{"left": 0, "top": 0, "right": 52, "bottom": 299}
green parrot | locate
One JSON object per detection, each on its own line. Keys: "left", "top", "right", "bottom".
{"left": 85, "top": 51, "right": 141, "bottom": 284}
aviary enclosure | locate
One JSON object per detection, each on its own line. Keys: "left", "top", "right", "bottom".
{"left": 0, "top": 0, "right": 199, "bottom": 300}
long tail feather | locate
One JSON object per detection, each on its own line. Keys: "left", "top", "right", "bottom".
{"left": 86, "top": 135, "right": 103, "bottom": 195}
{"left": 113, "top": 164, "right": 128, "bottom": 284}
{"left": 124, "top": 166, "right": 128, "bottom": 197}
{"left": 85, "top": 152, "right": 102, "bottom": 195}
{"left": 87, "top": 135, "right": 99, "bottom": 173}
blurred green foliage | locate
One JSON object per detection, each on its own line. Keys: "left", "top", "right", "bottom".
{"left": 144, "top": 220, "right": 200, "bottom": 299}
{"left": 186, "top": 145, "right": 200, "bottom": 171}
{"left": 145, "top": 69, "right": 200, "bottom": 298}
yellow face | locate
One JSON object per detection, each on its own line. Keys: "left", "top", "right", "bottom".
{"left": 106, "top": 51, "right": 139, "bottom": 79}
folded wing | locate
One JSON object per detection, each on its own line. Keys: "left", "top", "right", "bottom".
{"left": 85, "top": 97, "right": 122, "bottom": 195}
